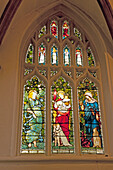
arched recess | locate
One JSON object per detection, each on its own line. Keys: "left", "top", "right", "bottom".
{"left": 17, "top": 3, "right": 111, "bottom": 157}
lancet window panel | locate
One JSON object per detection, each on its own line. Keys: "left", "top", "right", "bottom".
{"left": 20, "top": 15, "right": 104, "bottom": 155}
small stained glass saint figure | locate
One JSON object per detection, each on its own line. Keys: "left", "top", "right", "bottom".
{"left": 62, "top": 20, "right": 70, "bottom": 39}
{"left": 38, "top": 43, "right": 46, "bottom": 65}
{"left": 63, "top": 46, "right": 70, "bottom": 66}
{"left": 51, "top": 45, "right": 58, "bottom": 65}
{"left": 75, "top": 47, "right": 83, "bottom": 66}
{"left": 50, "top": 20, "right": 58, "bottom": 38}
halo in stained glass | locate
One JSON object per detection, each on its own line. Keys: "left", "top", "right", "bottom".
{"left": 63, "top": 45, "right": 71, "bottom": 66}
{"left": 51, "top": 77, "right": 74, "bottom": 154}
{"left": 87, "top": 47, "right": 96, "bottom": 67}
{"left": 25, "top": 43, "right": 34, "bottom": 64}
{"left": 77, "top": 78, "right": 104, "bottom": 154}
{"left": 21, "top": 76, "right": 46, "bottom": 153}
{"left": 50, "top": 20, "right": 58, "bottom": 38}
{"left": 38, "top": 43, "right": 46, "bottom": 65}
{"left": 75, "top": 47, "right": 83, "bottom": 66}
{"left": 62, "top": 20, "right": 70, "bottom": 39}
{"left": 51, "top": 44, "right": 58, "bottom": 65}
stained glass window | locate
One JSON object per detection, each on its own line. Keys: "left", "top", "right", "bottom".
{"left": 21, "top": 76, "right": 46, "bottom": 153}
{"left": 25, "top": 43, "right": 34, "bottom": 64}
{"left": 78, "top": 78, "right": 103, "bottom": 154}
{"left": 38, "top": 43, "right": 46, "bottom": 65}
{"left": 74, "top": 27, "right": 82, "bottom": 41}
{"left": 75, "top": 47, "right": 83, "bottom": 66}
{"left": 51, "top": 77, "right": 74, "bottom": 153}
{"left": 62, "top": 20, "right": 70, "bottom": 39}
{"left": 63, "top": 46, "right": 70, "bottom": 66}
{"left": 51, "top": 44, "right": 58, "bottom": 65}
{"left": 50, "top": 20, "right": 58, "bottom": 38}
{"left": 87, "top": 47, "right": 95, "bottom": 67}
{"left": 39, "top": 26, "right": 46, "bottom": 38}
{"left": 22, "top": 15, "right": 104, "bottom": 155}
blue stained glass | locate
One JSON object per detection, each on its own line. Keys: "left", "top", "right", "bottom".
{"left": 63, "top": 46, "right": 70, "bottom": 66}
{"left": 78, "top": 78, "right": 104, "bottom": 154}
{"left": 51, "top": 44, "right": 58, "bottom": 65}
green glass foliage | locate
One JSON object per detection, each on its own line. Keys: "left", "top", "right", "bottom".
{"left": 39, "top": 70, "right": 46, "bottom": 77}
{"left": 24, "top": 69, "right": 32, "bottom": 76}
{"left": 74, "top": 28, "right": 82, "bottom": 41}
{"left": 65, "top": 71, "right": 72, "bottom": 77}
{"left": 39, "top": 26, "right": 46, "bottom": 38}
{"left": 87, "top": 47, "right": 95, "bottom": 67}
{"left": 21, "top": 76, "right": 46, "bottom": 153}
{"left": 51, "top": 77, "right": 74, "bottom": 154}
{"left": 50, "top": 70, "right": 57, "bottom": 77}
{"left": 76, "top": 71, "right": 83, "bottom": 78}
{"left": 25, "top": 44, "right": 34, "bottom": 64}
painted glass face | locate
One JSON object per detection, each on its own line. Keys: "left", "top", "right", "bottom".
{"left": 25, "top": 43, "right": 34, "bottom": 64}
{"left": 78, "top": 78, "right": 104, "bottom": 154}
{"left": 62, "top": 20, "right": 70, "bottom": 39}
{"left": 51, "top": 77, "right": 74, "bottom": 154}
{"left": 63, "top": 46, "right": 70, "bottom": 66}
{"left": 75, "top": 47, "right": 83, "bottom": 66}
{"left": 38, "top": 43, "right": 46, "bottom": 65}
{"left": 51, "top": 44, "right": 58, "bottom": 65}
{"left": 50, "top": 20, "right": 58, "bottom": 38}
{"left": 87, "top": 47, "right": 95, "bottom": 67}
{"left": 21, "top": 76, "right": 46, "bottom": 153}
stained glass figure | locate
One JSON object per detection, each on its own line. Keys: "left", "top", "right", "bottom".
{"left": 78, "top": 78, "right": 103, "bottom": 154}
{"left": 21, "top": 76, "right": 46, "bottom": 153}
{"left": 62, "top": 20, "right": 70, "bottom": 39}
{"left": 76, "top": 71, "right": 83, "bottom": 78}
{"left": 38, "top": 43, "right": 46, "bottom": 65}
{"left": 63, "top": 46, "right": 70, "bottom": 66}
{"left": 51, "top": 77, "right": 74, "bottom": 154}
{"left": 74, "top": 28, "right": 82, "bottom": 41}
{"left": 24, "top": 69, "right": 32, "bottom": 76}
{"left": 50, "top": 70, "right": 57, "bottom": 77}
{"left": 50, "top": 20, "right": 58, "bottom": 38}
{"left": 25, "top": 43, "right": 34, "bottom": 64}
{"left": 51, "top": 44, "right": 58, "bottom": 65}
{"left": 87, "top": 47, "right": 95, "bottom": 67}
{"left": 39, "top": 70, "right": 46, "bottom": 77}
{"left": 65, "top": 71, "right": 72, "bottom": 77}
{"left": 39, "top": 26, "right": 46, "bottom": 38}
{"left": 75, "top": 47, "right": 83, "bottom": 66}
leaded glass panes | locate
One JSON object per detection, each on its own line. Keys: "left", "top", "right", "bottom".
{"left": 75, "top": 47, "right": 83, "bottom": 66}
{"left": 51, "top": 44, "right": 58, "bottom": 65}
{"left": 78, "top": 78, "right": 103, "bottom": 154}
{"left": 74, "top": 27, "right": 82, "bottom": 41}
{"left": 50, "top": 20, "right": 58, "bottom": 38}
{"left": 87, "top": 47, "right": 95, "bottom": 67}
{"left": 25, "top": 43, "right": 34, "bottom": 64}
{"left": 63, "top": 46, "right": 70, "bottom": 66}
{"left": 22, "top": 15, "right": 103, "bottom": 155}
{"left": 39, "top": 26, "right": 46, "bottom": 38}
{"left": 38, "top": 43, "right": 46, "bottom": 65}
{"left": 51, "top": 77, "right": 74, "bottom": 153}
{"left": 62, "top": 20, "right": 70, "bottom": 39}
{"left": 21, "top": 76, "right": 46, "bottom": 153}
